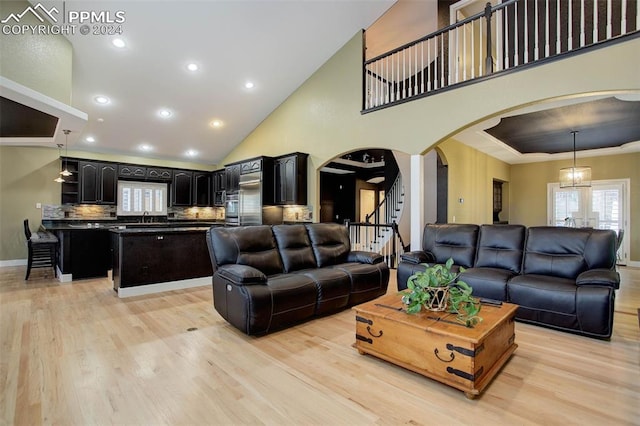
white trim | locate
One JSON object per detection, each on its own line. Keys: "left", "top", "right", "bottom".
{"left": 0, "top": 259, "right": 27, "bottom": 267}
{"left": 410, "top": 155, "right": 424, "bottom": 251}
{"left": 626, "top": 261, "right": 640, "bottom": 269}
{"left": 117, "top": 276, "right": 211, "bottom": 298}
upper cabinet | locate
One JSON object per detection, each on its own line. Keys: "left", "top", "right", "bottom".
{"left": 79, "top": 161, "right": 117, "bottom": 205}
{"left": 225, "top": 164, "right": 241, "bottom": 193}
{"left": 274, "top": 153, "right": 308, "bottom": 205}
{"left": 193, "top": 172, "right": 212, "bottom": 207}
{"left": 60, "top": 158, "right": 79, "bottom": 204}
{"left": 212, "top": 170, "right": 226, "bottom": 207}
{"left": 118, "top": 164, "right": 146, "bottom": 179}
{"left": 146, "top": 167, "right": 172, "bottom": 181}
{"left": 172, "top": 170, "right": 193, "bottom": 206}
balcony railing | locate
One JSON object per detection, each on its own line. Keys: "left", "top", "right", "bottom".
{"left": 363, "top": 0, "right": 639, "bottom": 112}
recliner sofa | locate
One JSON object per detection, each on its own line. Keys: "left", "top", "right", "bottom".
{"left": 206, "top": 223, "right": 389, "bottom": 335}
{"left": 398, "top": 223, "right": 620, "bottom": 339}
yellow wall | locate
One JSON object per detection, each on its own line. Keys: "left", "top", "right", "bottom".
{"left": 0, "top": 1, "right": 72, "bottom": 103}
{"left": 0, "top": 146, "right": 215, "bottom": 260}
{"left": 437, "top": 138, "right": 511, "bottom": 224}
{"left": 221, "top": 32, "right": 640, "bottom": 261}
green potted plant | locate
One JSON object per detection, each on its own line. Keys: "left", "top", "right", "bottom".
{"left": 401, "top": 258, "right": 482, "bottom": 327}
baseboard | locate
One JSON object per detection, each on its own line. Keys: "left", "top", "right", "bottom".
{"left": 0, "top": 259, "right": 27, "bottom": 267}
{"left": 625, "top": 260, "right": 640, "bottom": 268}
{"left": 117, "top": 276, "right": 211, "bottom": 298}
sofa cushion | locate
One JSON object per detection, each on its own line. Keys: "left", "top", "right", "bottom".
{"left": 422, "top": 223, "right": 479, "bottom": 268}
{"left": 305, "top": 223, "right": 351, "bottom": 267}
{"left": 474, "top": 224, "right": 525, "bottom": 273}
{"left": 273, "top": 224, "right": 317, "bottom": 272}
{"left": 332, "top": 262, "right": 389, "bottom": 306}
{"left": 209, "top": 226, "right": 284, "bottom": 276}
{"left": 522, "top": 227, "right": 616, "bottom": 279}
{"left": 508, "top": 274, "right": 576, "bottom": 314}
{"left": 295, "top": 268, "right": 350, "bottom": 315}
{"left": 266, "top": 274, "right": 318, "bottom": 330}
{"left": 459, "top": 267, "right": 515, "bottom": 301}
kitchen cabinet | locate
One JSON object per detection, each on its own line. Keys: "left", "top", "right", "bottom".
{"left": 172, "top": 170, "right": 193, "bottom": 206}
{"left": 241, "top": 159, "right": 262, "bottom": 174}
{"left": 60, "top": 158, "right": 79, "bottom": 204}
{"left": 225, "top": 164, "right": 240, "bottom": 193}
{"left": 274, "top": 153, "right": 308, "bottom": 205}
{"left": 212, "top": 170, "right": 226, "bottom": 206}
{"left": 79, "top": 161, "right": 117, "bottom": 204}
{"left": 118, "top": 164, "right": 146, "bottom": 179}
{"left": 146, "top": 167, "right": 172, "bottom": 181}
{"left": 55, "top": 228, "right": 111, "bottom": 279}
{"left": 193, "top": 172, "right": 212, "bottom": 206}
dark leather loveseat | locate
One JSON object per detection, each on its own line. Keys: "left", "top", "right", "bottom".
{"left": 398, "top": 224, "right": 620, "bottom": 339}
{"left": 206, "top": 223, "right": 389, "bottom": 335}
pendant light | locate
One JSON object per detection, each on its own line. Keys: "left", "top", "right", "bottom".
{"left": 60, "top": 129, "right": 72, "bottom": 177}
{"left": 559, "top": 131, "right": 591, "bottom": 188}
{"left": 54, "top": 143, "right": 65, "bottom": 183}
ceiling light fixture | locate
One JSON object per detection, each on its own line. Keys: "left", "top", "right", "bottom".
{"left": 559, "top": 131, "right": 592, "bottom": 188}
{"left": 139, "top": 144, "right": 153, "bottom": 152}
{"left": 210, "top": 119, "right": 223, "bottom": 128}
{"left": 85, "top": 136, "right": 95, "bottom": 143}
{"left": 187, "top": 63, "right": 199, "bottom": 71}
{"left": 185, "top": 149, "right": 198, "bottom": 157}
{"left": 158, "top": 109, "right": 173, "bottom": 118}
{"left": 54, "top": 143, "right": 65, "bottom": 183}
{"left": 112, "top": 38, "right": 126, "bottom": 48}
{"left": 60, "top": 130, "right": 73, "bottom": 177}
{"left": 94, "top": 95, "right": 110, "bottom": 105}
{"left": 244, "top": 81, "right": 254, "bottom": 89}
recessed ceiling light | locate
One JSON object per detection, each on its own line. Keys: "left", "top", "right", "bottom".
{"left": 185, "top": 149, "right": 198, "bottom": 157}
{"left": 112, "top": 38, "right": 126, "bottom": 48}
{"left": 85, "top": 136, "right": 95, "bottom": 143}
{"left": 94, "top": 95, "right": 110, "bottom": 105}
{"left": 186, "top": 63, "right": 199, "bottom": 72}
{"left": 139, "top": 144, "right": 153, "bottom": 152}
{"left": 158, "top": 109, "right": 173, "bottom": 118}
{"left": 97, "top": 118, "right": 104, "bottom": 122}
{"left": 210, "top": 119, "right": 223, "bottom": 128}
{"left": 244, "top": 81, "right": 255, "bottom": 89}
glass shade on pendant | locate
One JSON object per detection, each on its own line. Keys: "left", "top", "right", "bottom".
{"left": 559, "top": 166, "right": 591, "bottom": 188}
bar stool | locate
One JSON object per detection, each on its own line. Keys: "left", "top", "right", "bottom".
{"left": 24, "top": 219, "right": 58, "bottom": 280}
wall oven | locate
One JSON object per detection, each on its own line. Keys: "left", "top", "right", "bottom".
{"left": 225, "top": 193, "right": 239, "bottom": 226}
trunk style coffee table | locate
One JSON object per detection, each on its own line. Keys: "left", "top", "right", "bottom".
{"left": 353, "top": 294, "right": 518, "bottom": 399}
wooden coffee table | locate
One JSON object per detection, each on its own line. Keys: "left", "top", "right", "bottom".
{"left": 353, "top": 293, "right": 518, "bottom": 399}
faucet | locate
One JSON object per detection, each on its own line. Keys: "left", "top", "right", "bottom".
{"left": 142, "top": 211, "right": 150, "bottom": 223}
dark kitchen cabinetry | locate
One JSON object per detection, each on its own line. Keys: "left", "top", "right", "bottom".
{"left": 79, "top": 161, "right": 117, "bottom": 204}
{"left": 172, "top": 170, "right": 193, "bottom": 206}
{"left": 193, "top": 172, "right": 212, "bottom": 206}
{"left": 56, "top": 229, "right": 110, "bottom": 279}
{"left": 146, "top": 167, "right": 172, "bottom": 181}
{"left": 212, "top": 170, "right": 226, "bottom": 206}
{"left": 274, "top": 153, "right": 308, "bottom": 205}
{"left": 60, "top": 158, "right": 79, "bottom": 204}
{"left": 118, "top": 164, "right": 146, "bottom": 179}
{"left": 225, "top": 164, "right": 241, "bottom": 193}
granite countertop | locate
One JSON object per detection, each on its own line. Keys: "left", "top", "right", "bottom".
{"left": 109, "top": 226, "right": 216, "bottom": 234}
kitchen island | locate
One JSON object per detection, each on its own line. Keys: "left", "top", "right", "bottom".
{"left": 110, "top": 226, "right": 217, "bottom": 297}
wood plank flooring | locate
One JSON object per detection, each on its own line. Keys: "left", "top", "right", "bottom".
{"left": 1, "top": 266, "right": 639, "bottom": 425}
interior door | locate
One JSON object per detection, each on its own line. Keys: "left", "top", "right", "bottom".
{"left": 548, "top": 180, "right": 629, "bottom": 265}
{"left": 360, "top": 189, "right": 376, "bottom": 222}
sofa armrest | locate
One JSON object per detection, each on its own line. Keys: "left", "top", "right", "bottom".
{"left": 400, "top": 251, "right": 434, "bottom": 265}
{"left": 216, "top": 264, "right": 267, "bottom": 285}
{"left": 348, "top": 251, "right": 383, "bottom": 264}
{"left": 576, "top": 269, "right": 620, "bottom": 289}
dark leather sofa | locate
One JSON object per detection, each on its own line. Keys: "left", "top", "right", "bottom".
{"left": 398, "top": 223, "right": 620, "bottom": 339}
{"left": 206, "top": 223, "right": 389, "bottom": 335}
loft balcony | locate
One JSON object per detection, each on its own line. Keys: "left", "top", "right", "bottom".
{"left": 362, "top": 0, "right": 640, "bottom": 113}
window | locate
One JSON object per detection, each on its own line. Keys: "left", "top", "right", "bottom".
{"left": 117, "top": 181, "right": 167, "bottom": 216}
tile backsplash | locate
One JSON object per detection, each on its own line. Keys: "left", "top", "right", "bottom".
{"left": 42, "top": 204, "right": 225, "bottom": 221}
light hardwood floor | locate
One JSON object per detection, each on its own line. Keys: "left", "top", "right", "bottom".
{"left": 1, "top": 265, "right": 638, "bottom": 425}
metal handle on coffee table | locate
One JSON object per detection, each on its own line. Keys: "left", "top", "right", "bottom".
{"left": 434, "top": 347, "right": 455, "bottom": 363}
{"left": 367, "top": 326, "right": 383, "bottom": 338}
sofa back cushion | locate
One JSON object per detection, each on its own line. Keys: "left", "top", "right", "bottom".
{"left": 475, "top": 224, "right": 526, "bottom": 273}
{"left": 523, "top": 227, "right": 616, "bottom": 279}
{"left": 208, "top": 225, "right": 284, "bottom": 276}
{"left": 421, "top": 224, "right": 479, "bottom": 268}
{"left": 273, "top": 225, "right": 317, "bottom": 272}
{"left": 305, "top": 223, "right": 350, "bottom": 267}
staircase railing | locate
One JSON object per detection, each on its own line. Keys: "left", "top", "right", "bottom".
{"left": 363, "top": 0, "right": 639, "bottom": 112}
{"left": 346, "top": 221, "right": 407, "bottom": 269}
{"left": 365, "top": 172, "right": 404, "bottom": 225}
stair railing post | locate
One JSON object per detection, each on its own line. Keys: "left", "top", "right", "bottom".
{"left": 484, "top": 2, "right": 494, "bottom": 74}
